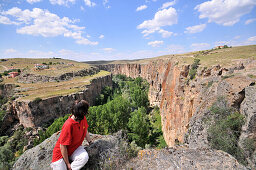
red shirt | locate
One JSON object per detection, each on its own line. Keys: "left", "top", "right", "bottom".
{"left": 52, "top": 116, "right": 89, "bottom": 162}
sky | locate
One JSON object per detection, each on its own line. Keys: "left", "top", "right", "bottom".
{"left": 0, "top": 0, "right": 256, "bottom": 62}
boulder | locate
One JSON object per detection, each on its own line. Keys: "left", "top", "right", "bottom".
{"left": 123, "top": 148, "right": 246, "bottom": 170}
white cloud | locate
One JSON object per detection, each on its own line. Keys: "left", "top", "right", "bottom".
{"left": 0, "top": 7, "right": 98, "bottom": 45}
{"left": 27, "top": 0, "right": 42, "bottom": 4}
{"left": 158, "top": 29, "right": 173, "bottom": 38}
{"left": 0, "top": 15, "right": 20, "bottom": 25}
{"left": 248, "top": 36, "right": 256, "bottom": 42}
{"left": 195, "top": 0, "right": 256, "bottom": 26}
{"left": 103, "top": 48, "right": 115, "bottom": 53}
{"left": 185, "top": 24, "right": 206, "bottom": 34}
{"left": 148, "top": 40, "right": 164, "bottom": 47}
{"left": 138, "top": 7, "right": 177, "bottom": 30}
{"left": 99, "top": 34, "right": 104, "bottom": 39}
{"left": 103, "top": 0, "right": 110, "bottom": 8}
{"left": 4, "top": 48, "right": 17, "bottom": 54}
{"left": 245, "top": 18, "right": 256, "bottom": 25}
{"left": 136, "top": 5, "right": 147, "bottom": 11}
{"left": 49, "top": 0, "right": 75, "bottom": 6}
{"left": 160, "top": 0, "right": 176, "bottom": 9}
{"left": 191, "top": 43, "right": 210, "bottom": 51}
{"left": 80, "top": 6, "right": 85, "bottom": 11}
{"left": 76, "top": 38, "right": 98, "bottom": 45}
{"left": 84, "top": 0, "right": 96, "bottom": 7}
{"left": 233, "top": 35, "right": 240, "bottom": 40}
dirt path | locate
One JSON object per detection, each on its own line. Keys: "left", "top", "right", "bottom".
{"left": 0, "top": 65, "right": 8, "bottom": 71}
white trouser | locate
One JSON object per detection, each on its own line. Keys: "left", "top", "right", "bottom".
{"left": 50, "top": 146, "right": 89, "bottom": 170}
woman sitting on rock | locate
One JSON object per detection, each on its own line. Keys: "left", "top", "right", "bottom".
{"left": 51, "top": 100, "right": 92, "bottom": 170}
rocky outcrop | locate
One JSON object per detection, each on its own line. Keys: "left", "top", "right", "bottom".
{"left": 98, "top": 59, "right": 255, "bottom": 147}
{"left": 13, "top": 131, "right": 247, "bottom": 170}
{"left": 11, "top": 75, "right": 112, "bottom": 128}
{"left": 123, "top": 148, "right": 246, "bottom": 170}
{"left": 239, "top": 86, "right": 256, "bottom": 167}
{"left": 17, "top": 67, "right": 99, "bottom": 83}
{"left": 13, "top": 131, "right": 130, "bottom": 170}
{"left": 0, "top": 83, "right": 15, "bottom": 98}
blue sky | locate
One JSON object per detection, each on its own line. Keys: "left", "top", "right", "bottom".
{"left": 0, "top": 0, "right": 256, "bottom": 61}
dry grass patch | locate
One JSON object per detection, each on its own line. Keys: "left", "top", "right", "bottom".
{"left": 0, "top": 58, "right": 90, "bottom": 76}
{"left": 11, "top": 70, "right": 111, "bottom": 101}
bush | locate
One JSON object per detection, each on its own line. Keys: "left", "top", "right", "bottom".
{"left": 34, "top": 114, "right": 70, "bottom": 146}
{"left": 207, "top": 99, "right": 246, "bottom": 165}
{"left": 128, "top": 107, "right": 150, "bottom": 147}
{"left": 33, "top": 97, "right": 42, "bottom": 103}
{"left": 189, "top": 59, "right": 200, "bottom": 80}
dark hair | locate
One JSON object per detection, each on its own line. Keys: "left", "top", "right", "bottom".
{"left": 72, "top": 100, "right": 89, "bottom": 121}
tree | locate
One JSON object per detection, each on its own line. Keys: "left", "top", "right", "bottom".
{"left": 128, "top": 107, "right": 150, "bottom": 147}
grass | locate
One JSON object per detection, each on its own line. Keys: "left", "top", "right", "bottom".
{"left": 0, "top": 58, "right": 90, "bottom": 76}
{"left": 6, "top": 70, "right": 111, "bottom": 101}
{"left": 95, "top": 45, "right": 256, "bottom": 67}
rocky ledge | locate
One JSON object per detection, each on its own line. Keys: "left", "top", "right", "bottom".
{"left": 13, "top": 131, "right": 246, "bottom": 170}
{"left": 17, "top": 67, "right": 99, "bottom": 83}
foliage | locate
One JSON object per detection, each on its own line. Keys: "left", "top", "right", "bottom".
{"left": 34, "top": 114, "right": 70, "bottom": 146}
{"left": 221, "top": 74, "right": 234, "bottom": 80}
{"left": 242, "top": 138, "right": 256, "bottom": 157}
{"left": 149, "top": 106, "right": 167, "bottom": 148}
{"left": 88, "top": 75, "right": 165, "bottom": 148}
{"left": 0, "top": 143, "right": 14, "bottom": 169}
{"left": 33, "top": 97, "right": 42, "bottom": 103}
{"left": 128, "top": 107, "right": 150, "bottom": 147}
{"left": 88, "top": 96, "right": 131, "bottom": 135}
{"left": 207, "top": 98, "right": 247, "bottom": 165}
{"left": 95, "top": 86, "right": 113, "bottom": 106}
{"left": 189, "top": 59, "right": 200, "bottom": 80}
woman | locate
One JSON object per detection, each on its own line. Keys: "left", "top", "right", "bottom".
{"left": 51, "top": 100, "right": 92, "bottom": 170}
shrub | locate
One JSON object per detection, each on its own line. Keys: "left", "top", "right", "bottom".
{"left": 242, "top": 138, "right": 255, "bottom": 157}
{"left": 33, "top": 97, "right": 42, "bottom": 103}
{"left": 189, "top": 59, "right": 200, "bottom": 80}
{"left": 207, "top": 98, "right": 246, "bottom": 165}
{"left": 34, "top": 114, "right": 70, "bottom": 146}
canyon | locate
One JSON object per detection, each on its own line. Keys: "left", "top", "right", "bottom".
{"left": 1, "top": 46, "right": 255, "bottom": 169}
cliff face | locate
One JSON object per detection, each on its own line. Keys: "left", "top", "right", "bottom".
{"left": 17, "top": 67, "right": 99, "bottom": 83}
{"left": 99, "top": 59, "right": 255, "bottom": 147}
{"left": 11, "top": 75, "right": 112, "bottom": 128}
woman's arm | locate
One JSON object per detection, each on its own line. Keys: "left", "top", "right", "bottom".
{"left": 60, "top": 144, "right": 72, "bottom": 170}
{"left": 85, "top": 130, "right": 92, "bottom": 145}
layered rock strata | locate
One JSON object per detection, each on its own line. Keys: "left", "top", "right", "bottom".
{"left": 18, "top": 67, "right": 99, "bottom": 83}
{"left": 11, "top": 75, "right": 112, "bottom": 128}
{"left": 98, "top": 59, "right": 255, "bottom": 147}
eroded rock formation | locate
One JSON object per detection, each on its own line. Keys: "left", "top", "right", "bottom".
{"left": 5, "top": 75, "right": 112, "bottom": 128}
{"left": 13, "top": 131, "right": 247, "bottom": 170}
{"left": 18, "top": 67, "right": 99, "bottom": 83}
{"left": 98, "top": 59, "right": 256, "bottom": 147}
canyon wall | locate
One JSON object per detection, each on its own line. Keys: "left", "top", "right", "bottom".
{"left": 18, "top": 67, "right": 99, "bottom": 83}
{"left": 98, "top": 59, "right": 255, "bottom": 147}
{"left": 11, "top": 75, "right": 112, "bottom": 128}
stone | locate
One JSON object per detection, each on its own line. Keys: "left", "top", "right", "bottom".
{"left": 122, "top": 148, "right": 246, "bottom": 170}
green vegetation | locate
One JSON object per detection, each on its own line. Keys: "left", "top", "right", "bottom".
{"left": 34, "top": 114, "right": 70, "bottom": 146}
{"left": 87, "top": 75, "right": 166, "bottom": 148}
{"left": 207, "top": 97, "right": 252, "bottom": 165}
{"left": 188, "top": 58, "right": 200, "bottom": 80}
{"left": 0, "top": 128, "right": 28, "bottom": 169}
{"left": 221, "top": 74, "right": 234, "bottom": 80}
{"left": 33, "top": 97, "right": 42, "bottom": 103}
{"left": 36, "top": 75, "right": 166, "bottom": 149}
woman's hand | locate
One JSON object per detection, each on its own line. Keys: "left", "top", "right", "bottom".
{"left": 67, "top": 163, "right": 72, "bottom": 170}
